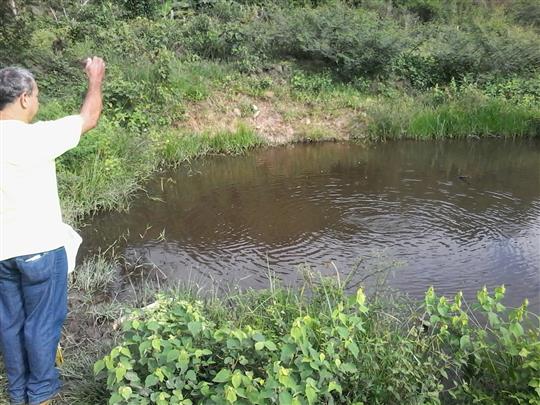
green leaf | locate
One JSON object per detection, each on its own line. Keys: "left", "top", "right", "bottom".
{"left": 328, "top": 381, "right": 342, "bottom": 394}
{"left": 232, "top": 373, "right": 242, "bottom": 388}
{"left": 151, "top": 338, "right": 161, "bottom": 351}
{"left": 125, "top": 371, "right": 139, "bottom": 382}
{"left": 93, "top": 360, "right": 105, "bottom": 375}
{"left": 119, "top": 386, "right": 132, "bottom": 400}
{"left": 459, "top": 335, "right": 470, "bottom": 350}
{"left": 510, "top": 322, "right": 524, "bottom": 338}
{"left": 306, "top": 385, "right": 317, "bottom": 404}
{"left": 255, "top": 341, "right": 265, "bottom": 351}
{"left": 265, "top": 341, "right": 277, "bottom": 351}
{"left": 519, "top": 347, "right": 530, "bottom": 358}
{"left": 188, "top": 321, "right": 202, "bottom": 336}
{"left": 340, "top": 362, "right": 357, "bottom": 373}
{"left": 281, "top": 343, "right": 296, "bottom": 362}
{"left": 109, "top": 393, "right": 122, "bottom": 404}
{"left": 213, "top": 368, "right": 232, "bottom": 383}
{"left": 225, "top": 386, "right": 237, "bottom": 403}
{"left": 356, "top": 288, "right": 366, "bottom": 306}
{"left": 147, "top": 321, "right": 160, "bottom": 331}
{"left": 279, "top": 391, "right": 293, "bottom": 405}
{"left": 186, "top": 369, "right": 197, "bottom": 381}
{"left": 487, "top": 311, "right": 500, "bottom": 327}
{"left": 115, "top": 365, "right": 126, "bottom": 382}
{"left": 167, "top": 349, "right": 180, "bottom": 363}
{"left": 145, "top": 374, "right": 159, "bottom": 388}
{"left": 178, "top": 350, "right": 189, "bottom": 371}
{"left": 337, "top": 326, "right": 349, "bottom": 338}
{"left": 348, "top": 341, "right": 359, "bottom": 359}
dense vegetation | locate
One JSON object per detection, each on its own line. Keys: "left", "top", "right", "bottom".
{"left": 95, "top": 280, "right": 540, "bottom": 404}
{"left": 1, "top": 1, "right": 539, "bottom": 404}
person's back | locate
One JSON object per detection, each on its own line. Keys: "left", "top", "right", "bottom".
{"left": 1, "top": 116, "right": 82, "bottom": 260}
{"left": 0, "top": 59, "right": 105, "bottom": 405}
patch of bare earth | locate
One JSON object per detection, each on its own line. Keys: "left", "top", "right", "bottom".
{"left": 182, "top": 92, "right": 360, "bottom": 144}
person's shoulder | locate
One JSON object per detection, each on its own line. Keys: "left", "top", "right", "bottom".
{"left": 0, "top": 119, "right": 32, "bottom": 137}
{"left": 32, "top": 114, "right": 83, "bottom": 126}
{"left": 0, "top": 119, "right": 28, "bottom": 127}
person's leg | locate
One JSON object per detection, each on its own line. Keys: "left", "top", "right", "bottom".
{"left": 0, "top": 257, "right": 29, "bottom": 405}
{"left": 16, "top": 247, "right": 68, "bottom": 405}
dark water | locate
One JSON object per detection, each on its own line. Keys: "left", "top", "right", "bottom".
{"left": 81, "top": 140, "right": 540, "bottom": 311}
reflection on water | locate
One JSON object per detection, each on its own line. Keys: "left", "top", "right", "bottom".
{"left": 81, "top": 140, "right": 540, "bottom": 310}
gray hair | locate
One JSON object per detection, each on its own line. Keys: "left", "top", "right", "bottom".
{"left": 0, "top": 67, "right": 35, "bottom": 110}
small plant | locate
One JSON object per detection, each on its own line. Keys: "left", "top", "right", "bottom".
{"left": 290, "top": 71, "right": 333, "bottom": 94}
{"left": 424, "top": 286, "right": 540, "bottom": 404}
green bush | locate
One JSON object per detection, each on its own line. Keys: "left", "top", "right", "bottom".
{"left": 95, "top": 285, "right": 446, "bottom": 404}
{"left": 391, "top": 52, "right": 442, "bottom": 89}
{"left": 271, "top": 4, "right": 409, "bottom": 79}
{"left": 290, "top": 71, "right": 333, "bottom": 94}
{"left": 96, "top": 283, "right": 539, "bottom": 404}
{"left": 482, "top": 74, "right": 540, "bottom": 107}
{"left": 393, "top": 0, "right": 443, "bottom": 22}
{"left": 179, "top": 2, "right": 269, "bottom": 72}
{"left": 508, "top": 0, "right": 540, "bottom": 30}
{"left": 427, "top": 21, "right": 540, "bottom": 82}
{"left": 425, "top": 286, "right": 540, "bottom": 404}
{"left": 116, "top": 0, "right": 163, "bottom": 18}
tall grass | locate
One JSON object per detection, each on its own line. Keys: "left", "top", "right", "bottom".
{"left": 365, "top": 91, "right": 540, "bottom": 141}
{"left": 159, "top": 124, "right": 264, "bottom": 164}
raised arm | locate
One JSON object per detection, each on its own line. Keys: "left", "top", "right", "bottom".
{"left": 80, "top": 56, "right": 105, "bottom": 134}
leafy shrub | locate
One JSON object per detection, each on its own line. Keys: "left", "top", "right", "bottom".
{"left": 290, "top": 71, "right": 333, "bottom": 93}
{"left": 0, "top": 3, "right": 33, "bottom": 65}
{"left": 426, "top": 21, "right": 540, "bottom": 82}
{"left": 391, "top": 52, "right": 442, "bottom": 89}
{"left": 95, "top": 283, "right": 448, "bottom": 404}
{"left": 96, "top": 282, "right": 540, "bottom": 404}
{"left": 393, "top": 0, "right": 443, "bottom": 22}
{"left": 508, "top": 0, "right": 540, "bottom": 30}
{"left": 482, "top": 75, "right": 540, "bottom": 107}
{"left": 116, "top": 0, "right": 164, "bottom": 18}
{"left": 271, "top": 4, "right": 409, "bottom": 79}
{"left": 425, "top": 286, "right": 540, "bottom": 404}
{"left": 179, "top": 2, "right": 269, "bottom": 72}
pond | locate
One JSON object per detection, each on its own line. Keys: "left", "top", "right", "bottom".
{"left": 81, "top": 140, "right": 540, "bottom": 311}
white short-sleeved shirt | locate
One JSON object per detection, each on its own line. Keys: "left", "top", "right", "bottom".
{"left": 0, "top": 115, "right": 83, "bottom": 261}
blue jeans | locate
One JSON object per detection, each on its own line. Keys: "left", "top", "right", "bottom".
{"left": 0, "top": 247, "right": 68, "bottom": 405}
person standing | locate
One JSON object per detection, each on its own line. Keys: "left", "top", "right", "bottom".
{"left": 0, "top": 57, "right": 105, "bottom": 405}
